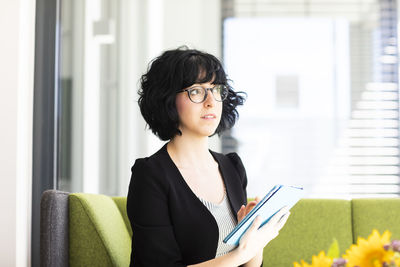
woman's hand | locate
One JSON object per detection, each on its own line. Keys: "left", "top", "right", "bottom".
{"left": 237, "top": 196, "right": 261, "bottom": 222}
{"left": 235, "top": 206, "right": 291, "bottom": 265}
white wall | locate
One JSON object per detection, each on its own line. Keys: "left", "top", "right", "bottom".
{"left": 162, "top": 0, "right": 221, "bottom": 56}
{"left": 0, "top": 0, "right": 35, "bottom": 266}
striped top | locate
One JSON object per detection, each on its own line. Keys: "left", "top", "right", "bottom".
{"left": 198, "top": 189, "right": 238, "bottom": 258}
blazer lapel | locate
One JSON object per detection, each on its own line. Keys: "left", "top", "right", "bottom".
{"left": 210, "top": 151, "right": 247, "bottom": 223}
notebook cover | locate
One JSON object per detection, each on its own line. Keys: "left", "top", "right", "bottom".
{"left": 223, "top": 185, "right": 304, "bottom": 246}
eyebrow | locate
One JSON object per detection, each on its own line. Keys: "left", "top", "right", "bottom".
{"left": 190, "top": 82, "right": 217, "bottom": 86}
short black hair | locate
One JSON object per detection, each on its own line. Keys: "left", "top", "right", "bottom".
{"left": 138, "top": 46, "right": 246, "bottom": 141}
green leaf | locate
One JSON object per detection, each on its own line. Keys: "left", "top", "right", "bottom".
{"left": 327, "top": 239, "right": 340, "bottom": 259}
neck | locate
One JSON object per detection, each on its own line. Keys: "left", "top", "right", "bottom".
{"left": 167, "top": 134, "right": 214, "bottom": 169}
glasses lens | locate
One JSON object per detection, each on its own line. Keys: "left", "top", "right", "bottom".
{"left": 212, "top": 85, "right": 228, "bottom": 102}
{"left": 188, "top": 87, "right": 206, "bottom": 103}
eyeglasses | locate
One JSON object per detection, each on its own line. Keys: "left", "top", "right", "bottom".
{"left": 181, "top": 84, "right": 229, "bottom": 104}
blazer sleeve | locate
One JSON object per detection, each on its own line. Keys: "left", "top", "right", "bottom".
{"left": 226, "top": 152, "right": 248, "bottom": 205}
{"left": 127, "top": 159, "right": 186, "bottom": 267}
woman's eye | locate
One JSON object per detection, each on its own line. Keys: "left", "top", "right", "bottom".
{"left": 190, "top": 88, "right": 202, "bottom": 95}
{"left": 213, "top": 85, "right": 221, "bottom": 93}
{"left": 213, "top": 85, "right": 222, "bottom": 94}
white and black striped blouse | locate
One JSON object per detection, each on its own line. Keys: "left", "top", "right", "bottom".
{"left": 198, "top": 188, "right": 238, "bottom": 258}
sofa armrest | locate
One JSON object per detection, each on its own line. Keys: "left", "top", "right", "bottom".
{"left": 40, "top": 190, "right": 70, "bottom": 267}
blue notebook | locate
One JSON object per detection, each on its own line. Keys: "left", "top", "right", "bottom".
{"left": 223, "top": 185, "right": 304, "bottom": 246}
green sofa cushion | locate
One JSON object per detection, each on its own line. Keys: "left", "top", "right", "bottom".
{"left": 68, "top": 193, "right": 400, "bottom": 267}
{"left": 262, "top": 199, "right": 353, "bottom": 267}
{"left": 352, "top": 198, "right": 400, "bottom": 242}
{"left": 69, "top": 193, "right": 131, "bottom": 267}
{"left": 112, "top": 197, "right": 133, "bottom": 237}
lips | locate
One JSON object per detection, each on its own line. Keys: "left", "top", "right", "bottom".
{"left": 201, "top": 114, "right": 216, "bottom": 119}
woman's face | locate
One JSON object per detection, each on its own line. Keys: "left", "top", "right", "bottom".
{"left": 175, "top": 82, "right": 223, "bottom": 139}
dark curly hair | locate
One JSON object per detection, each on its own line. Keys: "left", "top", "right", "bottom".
{"left": 138, "top": 46, "right": 246, "bottom": 141}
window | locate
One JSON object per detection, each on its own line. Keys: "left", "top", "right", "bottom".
{"left": 222, "top": 0, "right": 400, "bottom": 198}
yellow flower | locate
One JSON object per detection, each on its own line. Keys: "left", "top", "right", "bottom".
{"left": 293, "top": 251, "right": 333, "bottom": 267}
{"left": 343, "top": 229, "right": 394, "bottom": 267}
{"left": 392, "top": 251, "right": 400, "bottom": 266}
{"left": 294, "top": 260, "right": 311, "bottom": 267}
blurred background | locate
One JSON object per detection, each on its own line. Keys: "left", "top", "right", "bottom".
{"left": 58, "top": 0, "right": 400, "bottom": 199}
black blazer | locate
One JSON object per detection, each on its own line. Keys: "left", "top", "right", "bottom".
{"left": 127, "top": 144, "right": 248, "bottom": 267}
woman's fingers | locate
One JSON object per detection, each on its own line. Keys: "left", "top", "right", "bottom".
{"left": 268, "top": 206, "right": 290, "bottom": 225}
{"left": 238, "top": 210, "right": 290, "bottom": 256}
{"left": 237, "top": 205, "right": 244, "bottom": 215}
{"left": 237, "top": 205, "right": 245, "bottom": 221}
{"left": 238, "top": 200, "right": 260, "bottom": 222}
{"left": 238, "top": 200, "right": 289, "bottom": 227}
{"left": 240, "top": 197, "right": 261, "bottom": 219}
{"left": 245, "top": 201, "right": 257, "bottom": 214}
{"left": 239, "top": 216, "right": 261, "bottom": 243}
{"left": 255, "top": 207, "right": 291, "bottom": 238}
{"left": 249, "top": 216, "right": 262, "bottom": 231}
{"left": 276, "top": 211, "right": 290, "bottom": 229}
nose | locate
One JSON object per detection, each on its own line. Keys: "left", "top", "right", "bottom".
{"left": 204, "top": 88, "right": 216, "bottom": 107}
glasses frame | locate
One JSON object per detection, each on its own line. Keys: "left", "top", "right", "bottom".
{"left": 181, "top": 84, "right": 228, "bottom": 104}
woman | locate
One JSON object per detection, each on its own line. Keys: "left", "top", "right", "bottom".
{"left": 127, "top": 47, "right": 290, "bottom": 267}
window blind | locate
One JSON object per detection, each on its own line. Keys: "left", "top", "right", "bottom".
{"left": 221, "top": 0, "right": 400, "bottom": 198}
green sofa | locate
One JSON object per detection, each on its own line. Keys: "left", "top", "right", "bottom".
{"left": 40, "top": 190, "right": 400, "bottom": 266}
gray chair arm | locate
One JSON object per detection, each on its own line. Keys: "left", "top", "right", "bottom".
{"left": 40, "top": 190, "right": 69, "bottom": 267}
